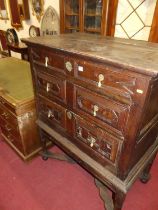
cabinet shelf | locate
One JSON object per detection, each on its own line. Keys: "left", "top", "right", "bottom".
{"left": 84, "top": 28, "right": 101, "bottom": 33}
{"left": 66, "top": 13, "right": 79, "bottom": 16}
{"left": 84, "top": 13, "right": 102, "bottom": 17}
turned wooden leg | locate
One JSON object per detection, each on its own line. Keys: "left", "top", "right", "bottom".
{"left": 139, "top": 153, "right": 157, "bottom": 183}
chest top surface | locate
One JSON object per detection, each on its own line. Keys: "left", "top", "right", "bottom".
{"left": 22, "top": 33, "right": 158, "bottom": 77}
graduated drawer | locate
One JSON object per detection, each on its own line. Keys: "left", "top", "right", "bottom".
{"left": 0, "top": 116, "right": 20, "bottom": 137}
{"left": 0, "top": 97, "right": 16, "bottom": 114}
{"left": 74, "top": 60, "right": 137, "bottom": 103}
{"left": 74, "top": 115, "right": 119, "bottom": 163}
{"left": 37, "top": 95, "right": 67, "bottom": 130}
{"left": 36, "top": 71, "right": 67, "bottom": 104}
{"left": 0, "top": 104, "right": 18, "bottom": 126}
{"left": 31, "top": 48, "right": 75, "bottom": 76}
{"left": 1, "top": 125, "right": 23, "bottom": 152}
{"left": 74, "top": 86, "right": 130, "bottom": 135}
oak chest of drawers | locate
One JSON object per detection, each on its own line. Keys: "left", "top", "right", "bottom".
{"left": 0, "top": 57, "right": 41, "bottom": 160}
{"left": 23, "top": 33, "right": 158, "bottom": 210}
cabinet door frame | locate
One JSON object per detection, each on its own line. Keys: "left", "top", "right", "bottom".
{"left": 60, "top": 0, "right": 119, "bottom": 36}
{"left": 149, "top": 0, "right": 158, "bottom": 42}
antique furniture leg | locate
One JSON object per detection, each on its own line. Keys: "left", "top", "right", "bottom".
{"left": 39, "top": 129, "right": 75, "bottom": 163}
{"left": 95, "top": 179, "right": 126, "bottom": 210}
{"left": 139, "top": 153, "right": 157, "bottom": 183}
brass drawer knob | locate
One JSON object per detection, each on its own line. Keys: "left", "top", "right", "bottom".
{"left": 48, "top": 110, "right": 53, "bottom": 118}
{"left": 93, "top": 105, "right": 99, "bottom": 116}
{"left": 87, "top": 136, "right": 96, "bottom": 147}
{"left": 98, "top": 74, "right": 104, "bottom": 87}
{"left": 45, "top": 56, "right": 49, "bottom": 67}
{"left": 65, "top": 61, "right": 72, "bottom": 72}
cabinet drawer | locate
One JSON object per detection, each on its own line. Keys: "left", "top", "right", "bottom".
{"left": 31, "top": 48, "right": 65, "bottom": 73}
{"left": 0, "top": 104, "right": 18, "bottom": 126}
{"left": 75, "top": 60, "right": 136, "bottom": 103}
{"left": 0, "top": 116, "right": 20, "bottom": 137}
{"left": 0, "top": 97, "right": 16, "bottom": 114}
{"left": 37, "top": 95, "right": 67, "bottom": 130}
{"left": 36, "top": 71, "right": 67, "bottom": 104}
{"left": 74, "top": 116, "right": 119, "bottom": 163}
{"left": 74, "top": 86, "right": 129, "bottom": 134}
{"left": 1, "top": 125, "right": 23, "bottom": 152}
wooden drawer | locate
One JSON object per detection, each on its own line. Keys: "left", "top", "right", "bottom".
{"left": 32, "top": 48, "right": 75, "bottom": 76}
{"left": 0, "top": 116, "right": 20, "bottom": 137}
{"left": 1, "top": 125, "right": 23, "bottom": 152}
{"left": 0, "top": 104, "right": 18, "bottom": 126}
{"left": 36, "top": 71, "right": 67, "bottom": 104}
{"left": 74, "top": 86, "right": 130, "bottom": 135}
{"left": 74, "top": 60, "right": 137, "bottom": 104}
{"left": 37, "top": 95, "right": 67, "bottom": 130}
{"left": 0, "top": 97, "right": 16, "bottom": 114}
{"left": 74, "top": 115, "right": 119, "bottom": 163}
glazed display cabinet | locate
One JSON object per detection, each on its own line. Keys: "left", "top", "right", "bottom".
{"left": 60, "top": 0, "right": 118, "bottom": 35}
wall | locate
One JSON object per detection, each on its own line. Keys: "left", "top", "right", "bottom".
{"left": 0, "top": 0, "right": 59, "bottom": 57}
{"left": 0, "top": 0, "right": 59, "bottom": 38}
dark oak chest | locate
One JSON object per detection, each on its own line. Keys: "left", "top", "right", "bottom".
{"left": 23, "top": 33, "right": 158, "bottom": 210}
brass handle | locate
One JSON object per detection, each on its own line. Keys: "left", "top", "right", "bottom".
{"left": 77, "top": 127, "right": 82, "bottom": 137}
{"left": 45, "top": 57, "right": 49, "bottom": 67}
{"left": 67, "top": 111, "right": 72, "bottom": 120}
{"left": 65, "top": 61, "right": 72, "bottom": 72}
{"left": 48, "top": 110, "right": 53, "bottom": 118}
{"left": 87, "top": 136, "right": 96, "bottom": 147}
{"left": 5, "top": 125, "right": 12, "bottom": 131}
{"left": 46, "top": 83, "right": 50, "bottom": 92}
{"left": 2, "top": 112, "right": 9, "bottom": 119}
{"left": 93, "top": 105, "right": 99, "bottom": 116}
{"left": 98, "top": 74, "right": 104, "bottom": 87}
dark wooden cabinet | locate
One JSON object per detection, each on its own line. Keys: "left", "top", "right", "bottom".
{"left": 23, "top": 33, "right": 158, "bottom": 209}
{"left": 60, "top": 0, "right": 118, "bottom": 35}
{"left": 0, "top": 57, "right": 41, "bottom": 160}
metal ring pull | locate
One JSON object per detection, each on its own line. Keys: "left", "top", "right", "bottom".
{"left": 98, "top": 74, "right": 104, "bottom": 87}
{"left": 45, "top": 57, "right": 49, "bottom": 67}
{"left": 93, "top": 105, "right": 99, "bottom": 116}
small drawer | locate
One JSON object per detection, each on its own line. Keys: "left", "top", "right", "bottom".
{"left": 75, "top": 60, "right": 136, "bottom": 103}
{"left": 31, "top": 48, "right": 65, "bottom": 73}
{"left": 36, "top": 71, "right": 67, "bottom": 104}
{"left": 0, "top": 104, "right": 18, "bottom": 126}
{"left": 74, "top": 86, "right": 130, "bottom": 134}
{"left": 37, "top": 95, "right": 67, "bottom": 130}
{"left": 0, "top": 117, "right": 20, "bottom": 137}
{"left": 74, "top": 116, "right": 119, "bottom": 163}
{"left": 1, "top": 126, "right": 23, "bottom": 152}
{"left": 0, "top": 97, "right": 16, "bottom": 114}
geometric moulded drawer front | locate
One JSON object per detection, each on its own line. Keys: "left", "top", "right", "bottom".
{"left": 74, "top": 85, "right": 130, "bottom": 136}
{"left": 74, "top": 115, "right": 120, "bottom": 163}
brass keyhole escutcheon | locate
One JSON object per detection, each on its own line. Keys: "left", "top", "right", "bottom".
{"left": 93, "top": 105, "right": 99, "bottom": 116}
{"left": 98, "top": 74, "right": 104, "bottom": 87}
{"left": 67, "top": 111, "right": 73, "bottom": 120}
{"left": 65, "top": 61, "right": 72, "bottom": 72}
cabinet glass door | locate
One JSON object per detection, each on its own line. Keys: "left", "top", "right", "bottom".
{"left": 64, "top": 0, "right": 80, "bottom": 33}
{"left": 84, "top": 0, "right": 102, "bottom": 33}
